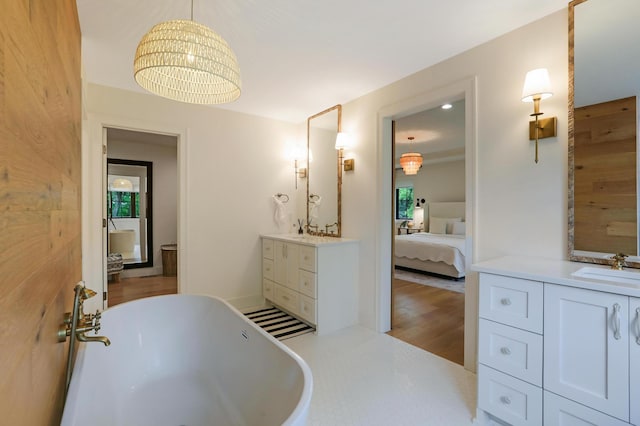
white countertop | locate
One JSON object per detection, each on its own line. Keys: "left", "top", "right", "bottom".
{"left": 261, "top": 233, "right": 358, "bottom": 247}
{"left": 472, "top": 256, "right": 640, "bottom": 297}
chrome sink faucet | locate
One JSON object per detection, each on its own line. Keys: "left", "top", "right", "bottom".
{"left": 610, "top": 253, "right": 628, "bottom": 270}
{"left": 59, "top": 283, "right": 110, "bottom": 395}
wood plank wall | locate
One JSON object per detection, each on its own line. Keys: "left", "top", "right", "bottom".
{"left": 574, "top": 96, "right": 637, "bottom": 255}
{"left": 0, "top": 0, "right": 82, "bottom": 424}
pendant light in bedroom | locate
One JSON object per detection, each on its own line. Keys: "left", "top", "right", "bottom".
{"left": 399, "top": 137, "right": 423, "bottom": 175}
{"left": 133, "top": 0, "right": 241, "bottom": 105}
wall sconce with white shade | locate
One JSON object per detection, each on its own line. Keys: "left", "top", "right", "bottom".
{"left": 335, "top": 132, "right": 355, "bottom": 172}
{"left": 521, "top": 68, "right": 557, "bottom": 163}
{"left": 294, "top": 159, "right": 307, "bottom": 189}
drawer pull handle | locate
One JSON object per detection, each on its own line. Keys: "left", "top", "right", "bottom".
{"left": 612, "top": 303, "right": 621, "bottom": 340}
{"left": 635, "top": 308, "right": 640, "bottom": 345}
{"left": 500, "top": 396, "right": 511, "bottom": 405}
{"left": 500, "top": 298, "right": 512, "bottom": 306}
{"left": 500, "top": 347, "right": 511, "bottom": 356}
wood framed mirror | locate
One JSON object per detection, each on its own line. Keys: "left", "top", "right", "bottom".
{"left": 306, "top": 104, "right": 342, "bottom": 237}
{"left": 568, "top": 0, "right": 640, "bottom": 268}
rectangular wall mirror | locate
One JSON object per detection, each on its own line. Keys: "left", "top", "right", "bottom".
{"left": 107, "top": 159, "right": 153, "bottom": 269}
{"left": 307, "top": 104, "right": 342, "bottom": 237}
{"left": 568, "top": 0, "right": 640, "bottom": 268}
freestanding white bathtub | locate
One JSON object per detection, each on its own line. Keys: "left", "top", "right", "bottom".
{"left": 61, "top": 295, "right": 312, "bottom": 426}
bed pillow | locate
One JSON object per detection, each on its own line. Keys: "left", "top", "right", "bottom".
{"left": 429, "top": 217, "right": 462, "bottom": 234}
{"left": 451, "top": 221, "right": 466, "bottom": 235}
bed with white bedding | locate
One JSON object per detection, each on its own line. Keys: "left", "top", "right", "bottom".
{"left": 394, "top": 201, "right": 466, "bottom": 279}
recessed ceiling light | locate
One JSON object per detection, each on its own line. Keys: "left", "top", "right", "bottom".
{"left": 441, "top": 103, "right": 453, "bottom": 110}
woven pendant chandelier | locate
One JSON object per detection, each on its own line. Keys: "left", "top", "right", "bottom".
{"left": 399, "top": 137, "right": 423, "bottom": 175}
{"left": 133, "top": 2, "right": 241, "bottom": 105}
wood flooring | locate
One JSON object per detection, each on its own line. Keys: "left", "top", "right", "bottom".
{"left": 108, "top": 275, "right": 177, "bottom": 307}
{"left": 387, "top": 278, "right": 465, "bottom": 365}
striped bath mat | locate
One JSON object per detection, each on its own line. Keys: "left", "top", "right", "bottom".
{"left": 245, "top": 307, "right": 314, "bottom": 341}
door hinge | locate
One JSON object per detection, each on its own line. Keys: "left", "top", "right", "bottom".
{"left": 103, "top": 145, "right": 107, "bottom": 155}
{"left": 102, "top": 218, "right": 107, "bottom": 228}
{"left": 103, "top": 292, "right": 107, "bottom": 301}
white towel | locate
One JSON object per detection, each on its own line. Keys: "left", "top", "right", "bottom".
{"left": 273, "top": 196, "right": 288, "bottom": 228}
{"left": 309, "top": 195, "right": 322, "bottom": 221}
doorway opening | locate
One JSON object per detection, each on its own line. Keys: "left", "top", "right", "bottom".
{"left": 387, "top": 100, "right": 466, "bottom": 365}
{"left": 104, "top": 128, "right": 178, "bottom": 307}
{"left": 376, "top": 77, "right": 477, "bottom": 371}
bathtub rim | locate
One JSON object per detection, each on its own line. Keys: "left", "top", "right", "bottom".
{"left": 63, "top": 293, "right": 313, "bottom": 426}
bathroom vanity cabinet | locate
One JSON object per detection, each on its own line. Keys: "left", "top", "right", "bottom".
{"left": 473, "top": 256, "right": 640, "bottom": 426}
{"left": 261, "top": 234, "right": 358, "bottom": 335}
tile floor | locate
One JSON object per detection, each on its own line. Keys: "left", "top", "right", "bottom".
{"left": 284, "top": 326, "right": 477, "bottom": 426}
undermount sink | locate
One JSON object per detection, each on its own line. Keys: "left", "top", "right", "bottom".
{"left": 571, "top": 266, "right": 640, "bottom": 285}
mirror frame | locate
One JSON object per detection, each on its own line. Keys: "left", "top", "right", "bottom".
{"left": 306, "top": 104, "right": 342, "bottom": 237}
{"left": 107, "top": 158, "right": 154, "bottom": 269}
{"left": 567, "top": 0, "right": 640, "bottom": 268}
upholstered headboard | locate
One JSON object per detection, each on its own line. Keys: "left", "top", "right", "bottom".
{"left": 424, "top": 202, "right": 465, "bottom": 232}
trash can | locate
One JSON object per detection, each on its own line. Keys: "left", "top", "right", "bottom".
{"left": 161, "top": 244, "right": 177, "bottom": 276}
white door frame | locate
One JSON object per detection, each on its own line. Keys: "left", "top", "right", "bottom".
{"left": 375, "top": 77, "right": 479, "bottom": 371}
{"left": 81, "top": 113, "right": 188, "bottom": 311}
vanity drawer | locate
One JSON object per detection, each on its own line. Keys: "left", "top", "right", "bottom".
{"left": 478, "top": 364, "right": 542, "bottom": 426}
{"left": 263, "top": 279, "right": 275, "bottom": 302}
{"left": 262, "top": 258, "right": 274, "bottom": 281}
{"left": 274, "top": 284, "right": 299, "bottom": 315}
{"left": 479, "top": 273, "right": 543, "bottom": 333}
{"left": 298, "top": 246, "right": 316, "bottom": 272}
{"left": 298, "top": 270, "right": 317, "bottom": 298}
{"left": 262, "top": 238, "right": 274, "bottom": 260}
{"left": 544, "top": 391, "right": 629, "bottom": 426}
{"left": 298, "top": 294, "right": 316, "bottom": 324}
{"left": 479, "top": 319, "right": 542, "bottom": 386}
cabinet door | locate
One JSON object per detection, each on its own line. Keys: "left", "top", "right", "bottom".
{"left": 544, "top": 391, "right": 629, "bottom": 426}
{"left": 631, "top": 297, "right": 640, "bottom": 426}
{"left": 273, "top": 241, "right": 299, "bottom": 290}
{"left": 544, "top": 284, "right": 629, "bottom": 421}
{"left": 285, "top": 243, "right": 299, "bottom": 290}
{"left": 273, "top": 240, "right": 286, "bottom": 285}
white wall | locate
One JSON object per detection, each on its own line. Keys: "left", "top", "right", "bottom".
{"left": 108, "top": 139, "right": 178, "bottom": 277}
{"left": 342, "top": 9, "right": 568, "bottom": 330}
{"left": 84, "top": 84, "right": 304, "bottom": 308}
{"left": 83, "top": 9, "right": 569, "bottom": 331}
{"left": 396, "top": 159, "right": 466, "bottom": 203}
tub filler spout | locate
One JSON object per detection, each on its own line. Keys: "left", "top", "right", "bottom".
{"left": 58, "top": 282, "right": 111, "bottom": 396}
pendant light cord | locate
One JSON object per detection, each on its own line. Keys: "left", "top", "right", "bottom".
{"left": 190, "top": 0, "right": 194, "bottom": 21}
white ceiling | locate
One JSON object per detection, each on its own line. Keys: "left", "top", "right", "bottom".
{"left": 76, "top": 0, "right": 567, "bottom": 124}
{"left": 395, "top": 99, "right": 465, "bottom": 158}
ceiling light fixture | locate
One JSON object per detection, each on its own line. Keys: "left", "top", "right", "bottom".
{"left": 110, "top": 178, "right": 133, "bottom": 192}
{"left": 441, "top": 103, "right": 453, "bottom": 110}
{"left": 399, "top": 137, "right": 423, "bottom": 175}
{"left": 133, "top": 0, "right": 241, "bottom": 105}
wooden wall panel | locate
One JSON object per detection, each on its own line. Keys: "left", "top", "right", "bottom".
{"left": 574, "top": 97, "right": 637, "bottom": 255}
{"left": 0, "top": 0, "right": 81, "bottom": 424}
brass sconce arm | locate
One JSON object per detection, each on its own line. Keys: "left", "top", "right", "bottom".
{"left": 522, "top": 68, "right": 557, "bottom": 164}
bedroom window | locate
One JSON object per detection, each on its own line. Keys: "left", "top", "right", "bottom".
{"left": 396, "top": 187, "right": 414, "bottom": 219}
{"left": 108, "top": 191, "right": 140, "bottom": 218}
